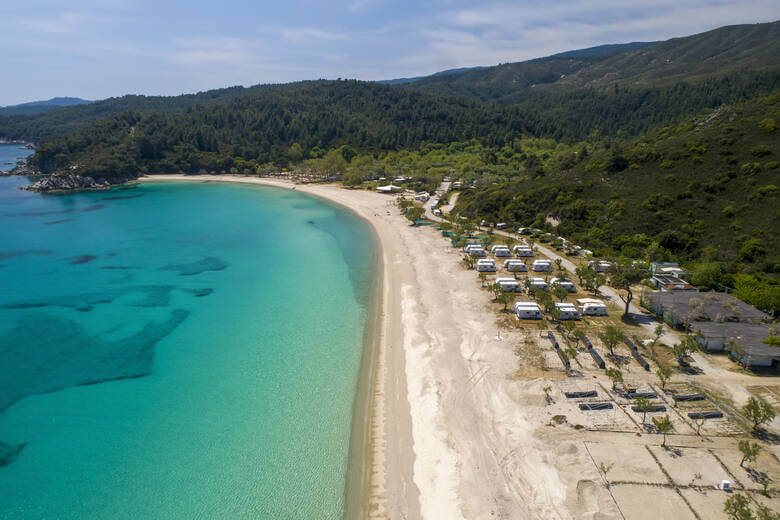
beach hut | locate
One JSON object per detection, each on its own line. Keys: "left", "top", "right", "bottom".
{"left": 495, "top": 277, "right": 522, "bottom": 292}
{"left": 555, "top": 302, "right": 580, "bottom": 320}
{"left": 532, "top": 259, "right": 552, "bottom": 272}
{"left": 550, "top": 277, "right": 577, "bottom": 293}
{"left": 576, "top": 298, "right": 608, "bottom": 316}
{"left": 528, "top": 277, "right": 548, "bottom": 291}
{"left": 503, "top": 259, "right": 528, "bottom": 272}
{"left": 477, "top": 259, "right": 497, "bottom": 272}
{"left": 514, "top": 302, "right": 543, "bottom": 319}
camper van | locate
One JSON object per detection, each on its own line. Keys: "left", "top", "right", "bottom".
{"left": 476, "top": 259, "right": 497, "bottom": 272}
{"left": 513, "top": 245, "right": 534, "bottom": 257}
{"left": 493, "top": 247, "right": 512, "bottom": 258}
{"left": 588, "top": 260, "right": 613, "bottom": 273}
{"left": 576, "top": 298, "right": 608, "bottom": 316}
{"left": 532, "top": 259, "right": 552, "bottom": 272}
{"left": 550, "top": 277, "right": 577, "bottom": 293}
{"left": 503, "top": 259, "right": 528, "bottom": 272}
{"left": 555, "top": 302, "right": 580, "bottom": 320}
{"left": 527, "top": 277, "right": 548, "bottom": 291}
{"left": 495, "top": 277, "right": 522, "bottom": 292}
{"left": 514, "top": 302, "right": 543, "bottom": 319}
{"left": 464, "top": 244, "right": 486, "bottom": 257}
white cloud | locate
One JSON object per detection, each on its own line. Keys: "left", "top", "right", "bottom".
{"left": 281, "top": 28, "right": 349, "bottom": 44}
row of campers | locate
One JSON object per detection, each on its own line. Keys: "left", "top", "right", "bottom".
{"left": 513, "top": 302, "right": 580, "bottom": 320}
{"left": 513, "top": 300, "right": 606, "bottom": 319}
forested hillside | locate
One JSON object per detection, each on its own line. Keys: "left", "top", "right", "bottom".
{"left": 454, "top": 94, "right": 780, "bottom": 311}
{"left": 25, "top": 81, "right": 531, "bottom": 178}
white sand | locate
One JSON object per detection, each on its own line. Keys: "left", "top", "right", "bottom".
{"left": 138, "top": 175, "right": 619, "bottom": 519}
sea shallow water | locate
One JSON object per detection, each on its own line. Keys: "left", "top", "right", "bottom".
{"left": 0, "top": 175, "right": 376, "bottom": 519}
{"left": 0, "top": 143, "right": 33, "bottom": 172}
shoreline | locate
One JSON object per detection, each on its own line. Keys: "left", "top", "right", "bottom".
{"left": 137, "top": 174, "right": 408, "bottom": 519}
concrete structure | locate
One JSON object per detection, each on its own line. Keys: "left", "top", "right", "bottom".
{"left": 651, "top": 273, "right": 696, "bottom": 291}
{"left": 645, "top": 291, "right": 769, "bottom": 326}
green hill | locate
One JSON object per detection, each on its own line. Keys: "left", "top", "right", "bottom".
{"left": 26, "top": 80, "right": 530, "bottom": 178}
{"left": 402, "top": 21, "right": 779, "bottom": 100}
{"left": 0, "top": 97, "right": 92, "bottom": 116}
{"left": 454, "top": 94, "right": 780, "bottom": 310}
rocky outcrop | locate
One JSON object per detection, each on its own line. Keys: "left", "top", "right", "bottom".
{"left": 23, "top": 173, "right": 134, "bottom": 192}
{"left": 1, "top": 162, "right": 40, "bottom": 177}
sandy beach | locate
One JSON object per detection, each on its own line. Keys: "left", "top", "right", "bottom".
{"left": 140, "top": 174, "right": 620, "bottom": 520}
{"left": 137, "top": 174, "right": 780, "bottom": 520}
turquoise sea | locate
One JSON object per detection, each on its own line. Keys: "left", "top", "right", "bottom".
{"left": 0, "top": 164, "right": 376, "bottom": 518}
{"left": 0, "top": 143, "right": 33, "bottom": 172}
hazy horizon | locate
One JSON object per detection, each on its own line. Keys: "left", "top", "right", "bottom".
{"left": 2, "top": 0, "right": 779, "bottom": 106}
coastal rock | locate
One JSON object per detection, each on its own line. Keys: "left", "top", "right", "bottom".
{"left": 1, "top": 162, "right": 40, "bottom": 177}
{"left": 24, "top": 173, "right": 115, "bottom": 192}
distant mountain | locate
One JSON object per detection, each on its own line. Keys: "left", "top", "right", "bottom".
{"left": 378, "top": 66, "right": 487, "bottom": 86}
{"left": 399, "top": 21, "right": 779, "bottom": 101}
{"left": 0, "top": 97, "right": 92, "bottom": 116}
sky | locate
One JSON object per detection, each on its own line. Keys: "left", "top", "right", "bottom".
{"left": 1, "top": 0, "right": 778, "bottom": 105}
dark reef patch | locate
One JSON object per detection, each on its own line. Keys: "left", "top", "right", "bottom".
{"left": 0, "top": 309, "right": 190, "bottom": 416}
{"left": 102, "top": 194, "right": 143, "bottom": 201}
{"left": 183, "top": 288, "right": 214, "bottom": 297}
{"left": 67, "top": 255, "right": 98, "bottom": 265}
{"left": 0, "top": 441, "right": 26, "bottom": 467}
{"left": 1, "top": 285, "right": 177, "bottom": 312}
{"left": 161, "top": 256, "right": 229, "bottom": 276}
{"left": 100, "top": 265, "right": 132, "bottom": 270}
{"left": 4, "top": 209, "right": 75, "bottom": 217}
{"left": 0, "top": 250, "right": 54, "bottom": 260}
{"left": 44, "top": 218, "right": 73, "bottom": 226}
{"left": 81, "top": 204, "right": 105, "bottom": 212}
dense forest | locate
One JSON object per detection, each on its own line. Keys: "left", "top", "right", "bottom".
{"left": 0, "top": 21, "right": 777, "bottom": 311}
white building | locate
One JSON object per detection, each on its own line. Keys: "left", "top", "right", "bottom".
{"left": 532, "top": 259, "right": 552, "bottom": 272}
{"left": 477, "top": 259, "right": 497, "bottom": 272}
{"left": 514, "top": 302, "right": 543, "bottom": 319}
{"left": 495, "top": 277, "right": 522, "bottom": 292}
{"left": 576, "top": 298, "right": 608, "bottom": 316}
{"left": 503, "top": 259, "right": 528, "bottom": 272}
{"left": 550, "top": 277, "right": 577, "bottom": 293}
{"left": 555, "top": 302, "right": 580, "bottom": 320}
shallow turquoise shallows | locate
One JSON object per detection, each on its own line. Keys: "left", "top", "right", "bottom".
{"left": 0, "top": 172, "right": 376, "bottom": 519}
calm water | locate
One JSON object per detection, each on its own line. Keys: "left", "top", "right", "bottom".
{"left": 0, "top": 144, "right": 34, "bottom": 172}
{"left": 0, "top": 175, "right": 376, "bottom": 519}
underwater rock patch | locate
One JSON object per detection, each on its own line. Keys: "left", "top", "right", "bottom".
{"left": 67, "top": 255, "right": 98, "bottom": 265}
{"left": 0, "top": 441, "right": 26, "bottom": 467}
{"left": 0, "top": 250, "right": 54, "bottom": 260}
{"left": 161, "top": 256, "right": 229, "bottom": 276}
{"left": 0, "top": 309, "right": 190, "bottom": 415}
{"left": 44, "top": 218, "right": 73, "bottom": 226}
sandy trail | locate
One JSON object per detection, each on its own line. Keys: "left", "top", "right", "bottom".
{"left": 140, "top": 175, "right": 621, "bottom": 520}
